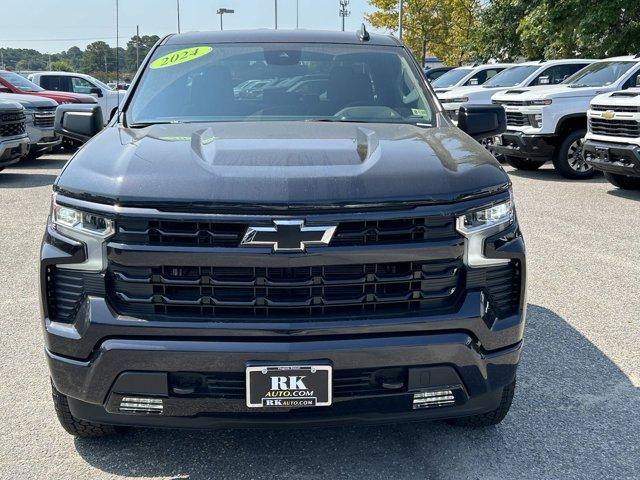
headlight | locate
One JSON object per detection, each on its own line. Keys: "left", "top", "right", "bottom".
{"left": 527, "top": 99, "right": 552, "bottom": 106}
{"left": 51, "top": 194, "right": 114, "bottom": 271}
{"left": 456, "top": 197, "right": 514, "bottom": 267}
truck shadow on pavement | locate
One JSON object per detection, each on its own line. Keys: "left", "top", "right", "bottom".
{"left": 606, "top": 188, "right": 640, "bottom": 201}
{"left": 505, "top": 167, "right": 607, "bottom": 184}
{"left": 73, "top": 305, "right": 639, "bottom": 480}
{"left": 0, "top": 172, "right": 57, "bottom": 188}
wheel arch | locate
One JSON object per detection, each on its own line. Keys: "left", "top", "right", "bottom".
{"left": 554, "top": 113, "right": 587, "bottom": 138}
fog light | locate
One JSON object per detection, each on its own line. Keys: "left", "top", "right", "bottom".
{"left": 119, "top": 396, "right": 164, "bottom": 414}
{"left": 413, "top": 389, "right": 456, "bottom": 409}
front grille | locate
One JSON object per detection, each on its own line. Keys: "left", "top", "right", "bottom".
{"left": 45, "top": 267, "right": 105, "bottom": 322}
{"left": 0, "top": 111, "right": 26, "bottom": 137}
{"left": 590, "top": 118, "right": 640, "bottom": 138}
{"left": 33, "top": 108, "right": 56, "bottom": 128}
{"left": 112, "top": 215, "right": 458, "bottom": 248}
{"left": 506, "top": 111, "right": 530, "bottom": 127}
{"left": 169, "top": 367, "right": 407, "bottom": 399}
{"left": 109, "top": 258, "right": 464, "bottom": 320}
{"left": 592, "top": 104, "right": 639, "bottom": 113}
{"left": 492, "top": 100, "right": 526, "bottom": 107}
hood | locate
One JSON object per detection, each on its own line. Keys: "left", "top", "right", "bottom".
{"left": 39, "top": 90, "right": 97, "bottom": 104}
{"left": 0, "top": 92, "right": 57, "bottom": 108}
{"left": 494, "top": 84, "right": 613, "bottom": 101}
{"left": 592, "top": 89, "right": 640, "bottom": 107}
{"left": 0, "top": 100, "right": 24, "bottom": 112}
{"left": 56, "top": 122, "right": 509, "bottom": 209}
{"left": 439, "top": 85, "right": 508, "bottom": 102}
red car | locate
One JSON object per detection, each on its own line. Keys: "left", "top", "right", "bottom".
{"left": 0, "top": 70, "right": 96, "bottom": 105}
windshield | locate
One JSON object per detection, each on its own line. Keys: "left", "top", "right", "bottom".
{"left": 483, "top": 65, "right": 539, "bottom": 88}
{"left": 431, "top": 67, "right": 472, "bottom": 88}
{"left": 0, "top": 71, "right": 44, "bottom": 92}
{"left": 564, "top": 61, "right": 637, "bottom": 87}
{"left": 86, "top": 75, "right": 113, "bottom": 91}
{"left": 128, "top": 43, "right": 435, "bottom": 126}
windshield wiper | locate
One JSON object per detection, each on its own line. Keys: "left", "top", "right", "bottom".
{"left": 128, "top": 120, "right": 183, "bottom": 128}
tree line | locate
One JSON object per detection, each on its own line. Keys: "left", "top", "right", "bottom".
{"left": 0, "top": 35, "right": 160, "bottom": 82}
{"left": 367, "top": 0, "right": 640, "bottom": 65}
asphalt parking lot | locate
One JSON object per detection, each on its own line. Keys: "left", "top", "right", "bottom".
{"left": 0, "top": 154, "right": 638, "bottom": 480}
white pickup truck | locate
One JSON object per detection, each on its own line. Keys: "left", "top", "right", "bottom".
{"left": 431, "top": 63, "right": 513, "bottom": 94}
{"left": 490, "top": 56, "right": 640, "bottom": 179}
{"left": 583, "top": 88, "right": 640, "bottom": 190}
{"left": 28, "top": 71, "right": 125, "bottom": 124}
{"left": 438, "top": 59, "right": 594, "bottom": 124}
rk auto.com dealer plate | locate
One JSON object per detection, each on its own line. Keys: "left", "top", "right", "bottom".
{"left": 245, "top": 364, "right": 332, "bottom": 408}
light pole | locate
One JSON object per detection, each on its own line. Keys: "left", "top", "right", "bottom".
{"left": 176, "top": 0, "right": 181, "bottom": 33}
{"left": 339, "top": 0, "right": 350, "bottom": 32}
{"left": 217, "top": 8, "right": 235, "bottom": 31}
{"left": 296, "top": 0, "right": 299, "bottom": 29}
{"left": 275, "top": 0, "right": 278, "bottom": 29}
{"left": 398, "top": 0, "right": 403, "bottom": 40}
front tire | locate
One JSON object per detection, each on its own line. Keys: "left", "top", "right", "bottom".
{"left": 604, "top": 172, "right": 640, "bottom": 190}
{"left": 552, "top": 129, "right": 594, "bottom": 179}
{"left": 445, "top": 379, "right": 516, "bottom": 427}
{"left": 51, "top": 382, "right": 120, "bottom": 438}
{"left": 504, "top": 156, "right": 546, "bottom": 170}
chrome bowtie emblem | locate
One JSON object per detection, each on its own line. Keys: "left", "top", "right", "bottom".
{"left": 241, "top": 220, "right": 336, "bottom": 252}
{"left": 601, "top": 110, "right": 615, "bottom": 120}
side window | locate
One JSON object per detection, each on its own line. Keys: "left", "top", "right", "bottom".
{"left": 71, "top": 77, "right": 95, "bottom": 94}
{"left": 621, "top": 68, "right": 640, "bottom": 90}
{"left": 40, "top": 75, "right": 65, "bottom": 91}
{"left": 533, "top": 64, "right": 590, "bottom": 85}
{"left": 465, "top": 70, "right": 486, "bottom": 86}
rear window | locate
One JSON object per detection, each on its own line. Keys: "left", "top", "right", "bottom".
{"left": 127, "top": 43, "right": 435, "bottom": 126}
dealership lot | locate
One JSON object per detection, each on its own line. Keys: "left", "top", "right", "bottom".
{"left": 0, "top": 154, "right": 638, "bottom": 479}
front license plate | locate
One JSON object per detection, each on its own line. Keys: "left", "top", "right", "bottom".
{"left": 246, "top": 364, "right": 332, "bottom": 408}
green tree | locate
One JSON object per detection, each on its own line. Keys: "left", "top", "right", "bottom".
{"left": 367, "top": 0, "right": 481, "bottom": 65}
{"left": 125, "top": 34, "right": 160, "bottom": 72}
{"left": 50, "top": 60, "right": 73, "bottom": 72}
{"left": 82, "top": 41, "right": 114, "bottom": 75}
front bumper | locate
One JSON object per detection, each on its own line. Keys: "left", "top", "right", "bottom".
{"left": 583, "top": 139, "right": 640, "bottom": 177}
{"left": 0, "top": 135, "right": 29, "bottom": 167}
{"left": 41, "top": 198, "right": 526, "bottom": 428}
{"left": 490, "top": 131, "right": 556, "bottom": 159}
{"left": 26, "top": 124, "right": 61, "bottom": 151}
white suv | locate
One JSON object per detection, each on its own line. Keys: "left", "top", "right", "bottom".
{"left": 28, "top": 72, "right": 126, "bottom": 124}
{"left": 431, "top": 63, "right": 513, "bottom": 94}
{"left": 583, "top": 88, "right": 640, "bottom": 190}
{"left": 491, "top": 56, "right": 640, "bottom": 179}
{"left": 438, "top": 60, "right": 594, "bottom": 124}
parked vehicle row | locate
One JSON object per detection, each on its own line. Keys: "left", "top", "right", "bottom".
{"left": 0, "top": 101, "right": 30, "bottom": 171}
{"left": 432, "top": 56, "right": 640, "bottom": 183}
{"left": 0, "top": 70, "right": 106, "bottom": 169}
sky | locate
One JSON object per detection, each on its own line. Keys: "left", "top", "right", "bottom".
{"left": 1, "top": 0, "right": 387, "bottom": 53}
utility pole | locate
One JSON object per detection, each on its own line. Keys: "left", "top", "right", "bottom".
{"left": 0, "top": 51, "right": 4, "bottom": 70}
{"left": 339, "top": 0, "right": 350, "bottom": 32}
{"left": 136, "top": 25, "right": 140, "bottom": 68}
{"left": 177, "top": 0, "right": 181, "bottom": 33}
{"left": 296, "top": 0, "right": 299, "bottom": 29}
{"left": 398, "top": 0, "right": 403, "bottom": 40}
{"left": 48, "top": 54, "right": 52, "bottom": 70}
{"left": 275, "top": 0, "right": 278, "bottom": 29}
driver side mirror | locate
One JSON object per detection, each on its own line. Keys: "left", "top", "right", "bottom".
{"left": 636, "top": 74, "right": 640, "bottom": 87}
{"left": 457, "top": 105, "right": 506, "bottom": 139}
{"left": 55, "top": 104, "right": 104, "bottom": 144}
{"left": 90, "top": 87, "right": 104, "bottom": 98}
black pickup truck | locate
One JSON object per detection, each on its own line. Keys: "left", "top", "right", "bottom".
{"left": 42, "top": 28, "right": 525, "bottom": 436}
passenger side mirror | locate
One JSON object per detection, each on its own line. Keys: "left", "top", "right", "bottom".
{"left": 90, "top": 87, "right": 104, "bottom": 98}
{"left": 54, "top": 104, "right": 104, "bottom": 144}
{"left": 457, "top": 105, "right": 506, "bottom": 140}
{"left": 538, "top": 75, "right": 551, "bottom": 85}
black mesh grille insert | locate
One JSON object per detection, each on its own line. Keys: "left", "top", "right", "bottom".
{"left": 169, "top": 368, "right": 407, "bottom": 399}
{"left": 108, "top": 258, "right": 464, "bottom": 321}
{"left": 467, "top": 261, "right": 522, "bottom": 319}
{"left": 112, "top": 215, "right": 459, "bottom": 248}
